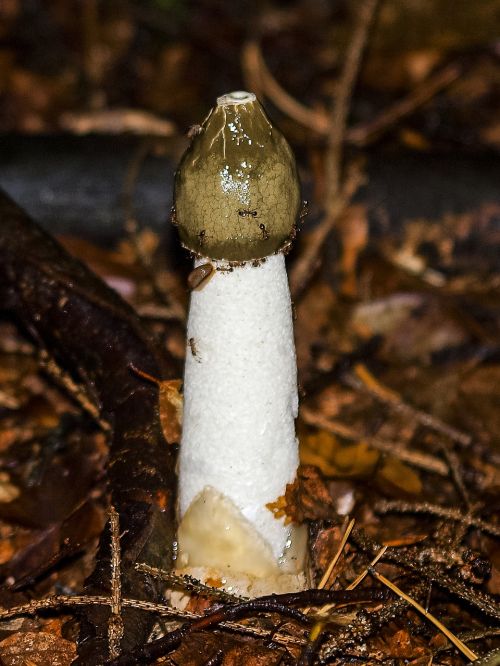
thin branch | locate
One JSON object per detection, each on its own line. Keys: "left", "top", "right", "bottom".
{"left": 346, "top": 63, "right": 461, "bottom": 145}
{"left": 289, "top": 0, "right": 379, "bottom": 298}
{"left": 60, "top": 109, "right": 176, "bottom": 137}
{"left": 434, "top": 630, "right": 500, "bottom": 657}
{"left": 344, "top": 364, "right": 472, "bottom": 447}
{"left": 374, "top": 500, "right": 500, "bottom": 538}
{"left": 290, "top": 162, "right": 364, "bottom": 298}
{"left": 38, "top": 349, "right": 110, "bottom": 430}
{"left": 352, "top": 528, "right": 500, "bottom": 621}
{"left": 325, "top": 0, "right": 380, "bottom": 209}
{"left": 300, "top": 406, "right": 449, "bottom": 476}
{"left": 136, "top": 563, "right": 247, "bottom": 604}
{"left": 121, "top": 140, "right": 186, "bottom": 322}
{"left": 241, "top": 41, "right": 329, "bottom": 134}
{"left": 0, "top": 593, "right": 303, "bottom": 648}
{"left": 108, "top": 506, "right": 124, "bottom": 660}
{"left": 345, "top": 546, "right": 388, "bottom": 591}
{"left": 320, "top": 581, "right": 428, "bottom": 661}
{"left": 370, "top": 568, "right": 478, "bottom": 662}
{"left": 107, "top": 597, "right": 310, "bottom": 666}
{"left": 438, "top": 441, "right": 472, "bottom": 509}
{"left": 242, "top": 43, "right": 461, "bottom": 148}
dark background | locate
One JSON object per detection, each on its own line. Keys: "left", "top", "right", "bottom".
{"left": 0, "top": 0, "right": 499, "bottom": 245}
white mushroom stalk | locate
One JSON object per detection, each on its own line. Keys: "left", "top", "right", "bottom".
{"left": 173, "top": 91, "right": 306, "bottom": 594}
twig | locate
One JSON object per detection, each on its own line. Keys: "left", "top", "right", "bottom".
{"left": 352, "top": 528, "right": 500, "bottom": 621}
{"left": 122, "top": 141, "right": 185, "bottom": 322}
{"left": 438, "top": 441, "right": 472, "bottom": 509}
{"left": 38, "top": 349, "right": 110, "bottom": 431}
{"left": 290, "top": 0, "right": 378, "bottom": 298}
{"left": 346, "top": 63, "right": 461, "bottom": 145}
{"left": 108, "top": 506, "right": 124, "bottom": 660}
{"left": 289, "top": 162, "right": 364, "bottom": 298}
{"left": 300, "top": 406, "right": 449, "bottom": 476}
{"left": 344, "top": 364, "right": 472, "bottom": 447}
{"left": 304, "top": 518, "right": 355, "bottom": 614}
{"left": 0, "top": 593, "right": 304, "bottom": 648}
{"left": 241, "top": 41, "right": 329, "bottom": 134}
{"left": 109, "top": 600, "right": 311, "bottom": 665}
{"left": 470, "top": 647, "right": 500, "bottom": 666}
{"left": 136, "top": 563, "right": 247, "bottom": 604}
{"left": 242, "top": 42, "right": 461, "bottom": 149}
{"left": 345, "top": 546, "right": 388, "bottom": 591}
{"left": 433, "top": 629, "right": 500, "bottom": 656}
{"left": 0, "top": 588, "right": 386, "bottom": 655}
{"left": 370, "top": 568, "right": 478, "bottom": 662}
{"left": 325, "top": 0, "right": 379, "bottom": 209}
{"left": 60, "top": 109, "right": 176, "bottom": 137}
{"left": 320, "top": 581, "right": 428, "bottom": 661}
{"left": 374, "top": 500, "right": 500, "bottom": 538}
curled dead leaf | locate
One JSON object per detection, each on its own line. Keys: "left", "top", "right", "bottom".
{"left": 129, "top": 365, "right": 183, "bottom": 444}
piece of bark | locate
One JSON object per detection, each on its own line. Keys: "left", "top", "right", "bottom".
{"left": 0, "top": 189, "right": 179, "bottom": 664}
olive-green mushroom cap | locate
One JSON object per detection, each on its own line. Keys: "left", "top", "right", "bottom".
{"left": 174, "top": 91, "right": 301, "bottom": 262}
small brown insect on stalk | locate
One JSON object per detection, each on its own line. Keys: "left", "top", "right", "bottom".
{"left": 187, "top": 263, "right": 215, "bottom": 291}
{"left": 188, "top": 337, "right": 200, "bottom": 360}
{"left": 260, "top": 223, "right": 269, "bottom": 240}
{"left": 198, "top": 229, "right": 206, "bottom": 247}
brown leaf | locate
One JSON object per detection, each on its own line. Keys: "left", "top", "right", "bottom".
{"left": 268, "top": 465, "right": 336, "bottom": 524}
{"left": 376, "top": 457, "right": 422, "bottom": 497}
{"left": 300, "top": 430, "right": 379, "bottom": 479}
{"left": 0, "top": 631, "right": 76, "bottom": 666}
{"left": 158, "top": 379, "right": 183, "bottom": 444}
{"left": 129, "top": 365, "right": 183, "bottom": 444}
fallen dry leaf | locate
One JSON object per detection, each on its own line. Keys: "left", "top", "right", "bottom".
{"left": 0, "top": 631, "right": 76, "bottom": 666}
{"left": 130, "top": 365, "right": 183, "bottom": 444}
{"left": 300, "top": 430, "right": 380, "bottom": 478}
{"left": 376, "top": 457, "right": 423, "bottom": 497}
{"left": 158, "top": 379, "right": 183, "bottom": 444}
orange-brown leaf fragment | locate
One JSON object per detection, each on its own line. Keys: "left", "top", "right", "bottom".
{"left": 0, "top": 631, "right": 76, "bottom": 666}
{"left": 267, "top": 466, "right": 336, "bottom": 524}
{"left": 266, "top": 492, "right": 291, "bottom": 524}
{"left": 158, "top": 379, "right": 183, "bottom": 444}
{"left": 129, "top": 365, "right": 183, "bottom": 444}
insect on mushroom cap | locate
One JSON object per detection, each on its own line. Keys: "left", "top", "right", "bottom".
{"left": 174, "top": 91, "right": 301, "bottom": 262}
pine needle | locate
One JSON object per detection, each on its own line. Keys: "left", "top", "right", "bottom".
{"left": 370, "top": 568, "right": 478, "bottom": 662}
{"left": 304, "top": 518, "right": 355, "bottom": 615}
{"left": 318, "top": 518, "right": 356, "bottom": 590}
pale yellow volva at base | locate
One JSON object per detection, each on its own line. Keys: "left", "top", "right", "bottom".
{"left": 177, "top": 487, "right": 307, "bottom": 595}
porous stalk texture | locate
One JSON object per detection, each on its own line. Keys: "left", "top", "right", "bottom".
{"left": 179, "top": 253, "right": 299, "bottom": 567}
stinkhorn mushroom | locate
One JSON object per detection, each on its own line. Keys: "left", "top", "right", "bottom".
{"left": 174, "top": 91, "right": 306, "bottom": 595}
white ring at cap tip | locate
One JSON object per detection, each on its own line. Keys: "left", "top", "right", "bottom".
{"left": 217, "top": 91, "right": 256, "bottom": 106}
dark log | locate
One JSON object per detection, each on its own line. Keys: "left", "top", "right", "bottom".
{"left": 0, "top": 189, "right": 179, "bottom": 664}
{"left": 2, "top": 136, "right": 500, "bottom": 246}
